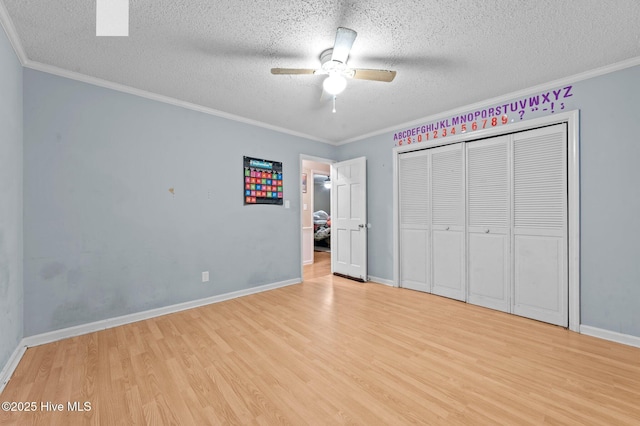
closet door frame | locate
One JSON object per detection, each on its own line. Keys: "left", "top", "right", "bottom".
{"left": 393, "top": 110, "right": 580, "bottom": 332}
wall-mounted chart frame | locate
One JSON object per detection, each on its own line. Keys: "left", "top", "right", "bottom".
{"left": 243, "top": 156, "right": 283, "bottom": 205}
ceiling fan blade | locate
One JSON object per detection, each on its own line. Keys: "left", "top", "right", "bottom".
{"left": 271, "top": 68, "right": 318, "bottom": 75}
{"left": 331, "top": 27, "right": 357, "bottom": 64}
{"left": 351, "top": 69, "right": 397, "bottom": 82}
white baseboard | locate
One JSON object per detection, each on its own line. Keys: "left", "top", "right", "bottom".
{"left": 2, "top": 278, "right": 300, "bottom": 391}
{"left": 580, "top": 325, "right": 640, "bottom": 348}
{"left": 0, "top": 341, "right": 27, "bottom": 394}
{"left": 5, "top": 283, "right": 639, "bottom": 393}
{"left": 22, "top": 278, "right": 301, "bottom": 349}
{"left": 368, "top": 276, "right": 396, "bottom": 287}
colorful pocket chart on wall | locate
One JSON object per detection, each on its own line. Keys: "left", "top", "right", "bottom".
{"left": 243, "top": 156, "right": 284, "bottom": 205}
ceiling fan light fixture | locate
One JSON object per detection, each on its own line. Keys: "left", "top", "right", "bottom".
{"left": 323, "top": 74, "right": 347, "bottom": 95}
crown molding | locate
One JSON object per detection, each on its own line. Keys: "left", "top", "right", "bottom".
{"left": 1, "top": 1, "right": 333, "bottom": 146}
{"left": 6, "top": 0, "right": 638, "bottom": 149}
{"left": 23, "top": 59, "right": 334, "bottom": 145}
{"left": 0, "top": 0, "right": 27, "bottom": 64}
{"left": 337, "top": 56, "right": 640, "bottom": 146}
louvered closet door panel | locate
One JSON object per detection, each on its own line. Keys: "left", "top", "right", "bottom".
{"left": 512, "top": 124, "right": 568, "bottom": 327}
{"left": 431, "top": 143, "right": 465, "bottom": 301}
{"left": 466, "top": 136, "right": 510, "bottom": 312}
{"left": 399, "top": 151, "right": 430, "bottom": 292}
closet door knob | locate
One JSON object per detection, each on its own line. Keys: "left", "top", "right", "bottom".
{"left": 485, "top": 228, "right": 490, "bottom": 233}
{"left": 445, "top": 226, "right": 450, "bottom": 231}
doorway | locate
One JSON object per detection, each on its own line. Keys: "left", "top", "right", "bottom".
{"left": 301, "top": 157, "right": 333, "bottom": 272}
{"left": 300, "top": 155, "right": 369, "bottom": 282}
{"left": 312, "top": 172, "right": 332, "bottom": 253}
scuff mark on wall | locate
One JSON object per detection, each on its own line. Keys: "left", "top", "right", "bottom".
{"left": 40, "top": 261, "right": 67, "bottom": 280}
{"left": 50, "top": 287, "right": 129, "bottom": 330}
{"left": 67, "top": 268, "right": 83, "bottom": 286}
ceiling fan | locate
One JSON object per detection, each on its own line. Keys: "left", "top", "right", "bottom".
{"left": 271, "top": 27, "right": 396, "bottom": 99}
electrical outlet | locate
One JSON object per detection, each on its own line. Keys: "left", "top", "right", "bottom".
{"left": 202, "top": 271, "right": 209, "bottom": 283}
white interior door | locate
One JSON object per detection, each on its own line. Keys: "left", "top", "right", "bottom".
{"left": 430, "top": 143, "right": 465, "bottom": 301}
{"left": 331, "top": 157, "right": 368, "bottom": 281}
{"left": 512, "top": 124, "right": 568, "bottom": 326}
{"left": 399, "top": 151, "right": 430, "bottom": 291}
{"left": 466, "top": 136, "right": 511, "bottom": 312}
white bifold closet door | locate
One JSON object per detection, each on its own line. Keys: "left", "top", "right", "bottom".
{"left": 430, "top": 143, "right": 465, "bottom": 301}
{"left": 398, "top": 123, "right": 568, "bottom": 327}
{"left": 466, "top": 135, "right": 511, "bottom": 313}
{"left": 398, "top": 151, "right": 430, "bottom": 291}
{"left": 512, "top": 124, "right": 568, "bottom": 326}
{"left": 398, "top": 143, "right": 465, "bottom": 300}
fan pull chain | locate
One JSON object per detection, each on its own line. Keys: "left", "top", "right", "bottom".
{"left": 332, "top": 96, "right": 336, "bottom": 113}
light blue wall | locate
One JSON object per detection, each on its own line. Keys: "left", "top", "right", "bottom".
{"left": 337, "top": 136, "right": 394, "bottom": 282}
{"left": 577, "top": 66, "right": 640, "bottom": 336}
{"left": 23, "top": 69, "right": 335, "bottom": 335}
{"left": 0, "top": 25, "right": 23, "bottom": 372}
{"left": 337, "top": 65, "right": 640, "bottom": 338}
{"left": 9, "top": 39, "right": 640, "bottom": 342}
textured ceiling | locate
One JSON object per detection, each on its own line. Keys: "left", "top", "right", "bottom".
{"left": 2, "top": 1, "right": 640, "bottom": 144}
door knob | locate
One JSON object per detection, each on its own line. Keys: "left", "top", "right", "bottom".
{"left": 445, "top": 226, "right": 450, "bottom": 231}
{"left": 485, "top": 228, "right": 490, "bottom": 233}
{"left": 358, "top": 224, "right": 365, "bottom": 228}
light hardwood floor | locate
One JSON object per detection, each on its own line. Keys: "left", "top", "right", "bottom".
{"left": 304, "top": 251, "right": 331, "bottom": 279}
{"left": 2, "top": 254, "right": 639, "bottom": 425}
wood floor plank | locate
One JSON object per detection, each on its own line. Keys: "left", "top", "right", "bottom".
{"left": 2, "top": 253, "right": 640, "bottom": 424}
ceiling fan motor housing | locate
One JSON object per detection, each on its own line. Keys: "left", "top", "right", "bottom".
{"left": 320, "top": 49, "right": 354, "bottom": 78}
